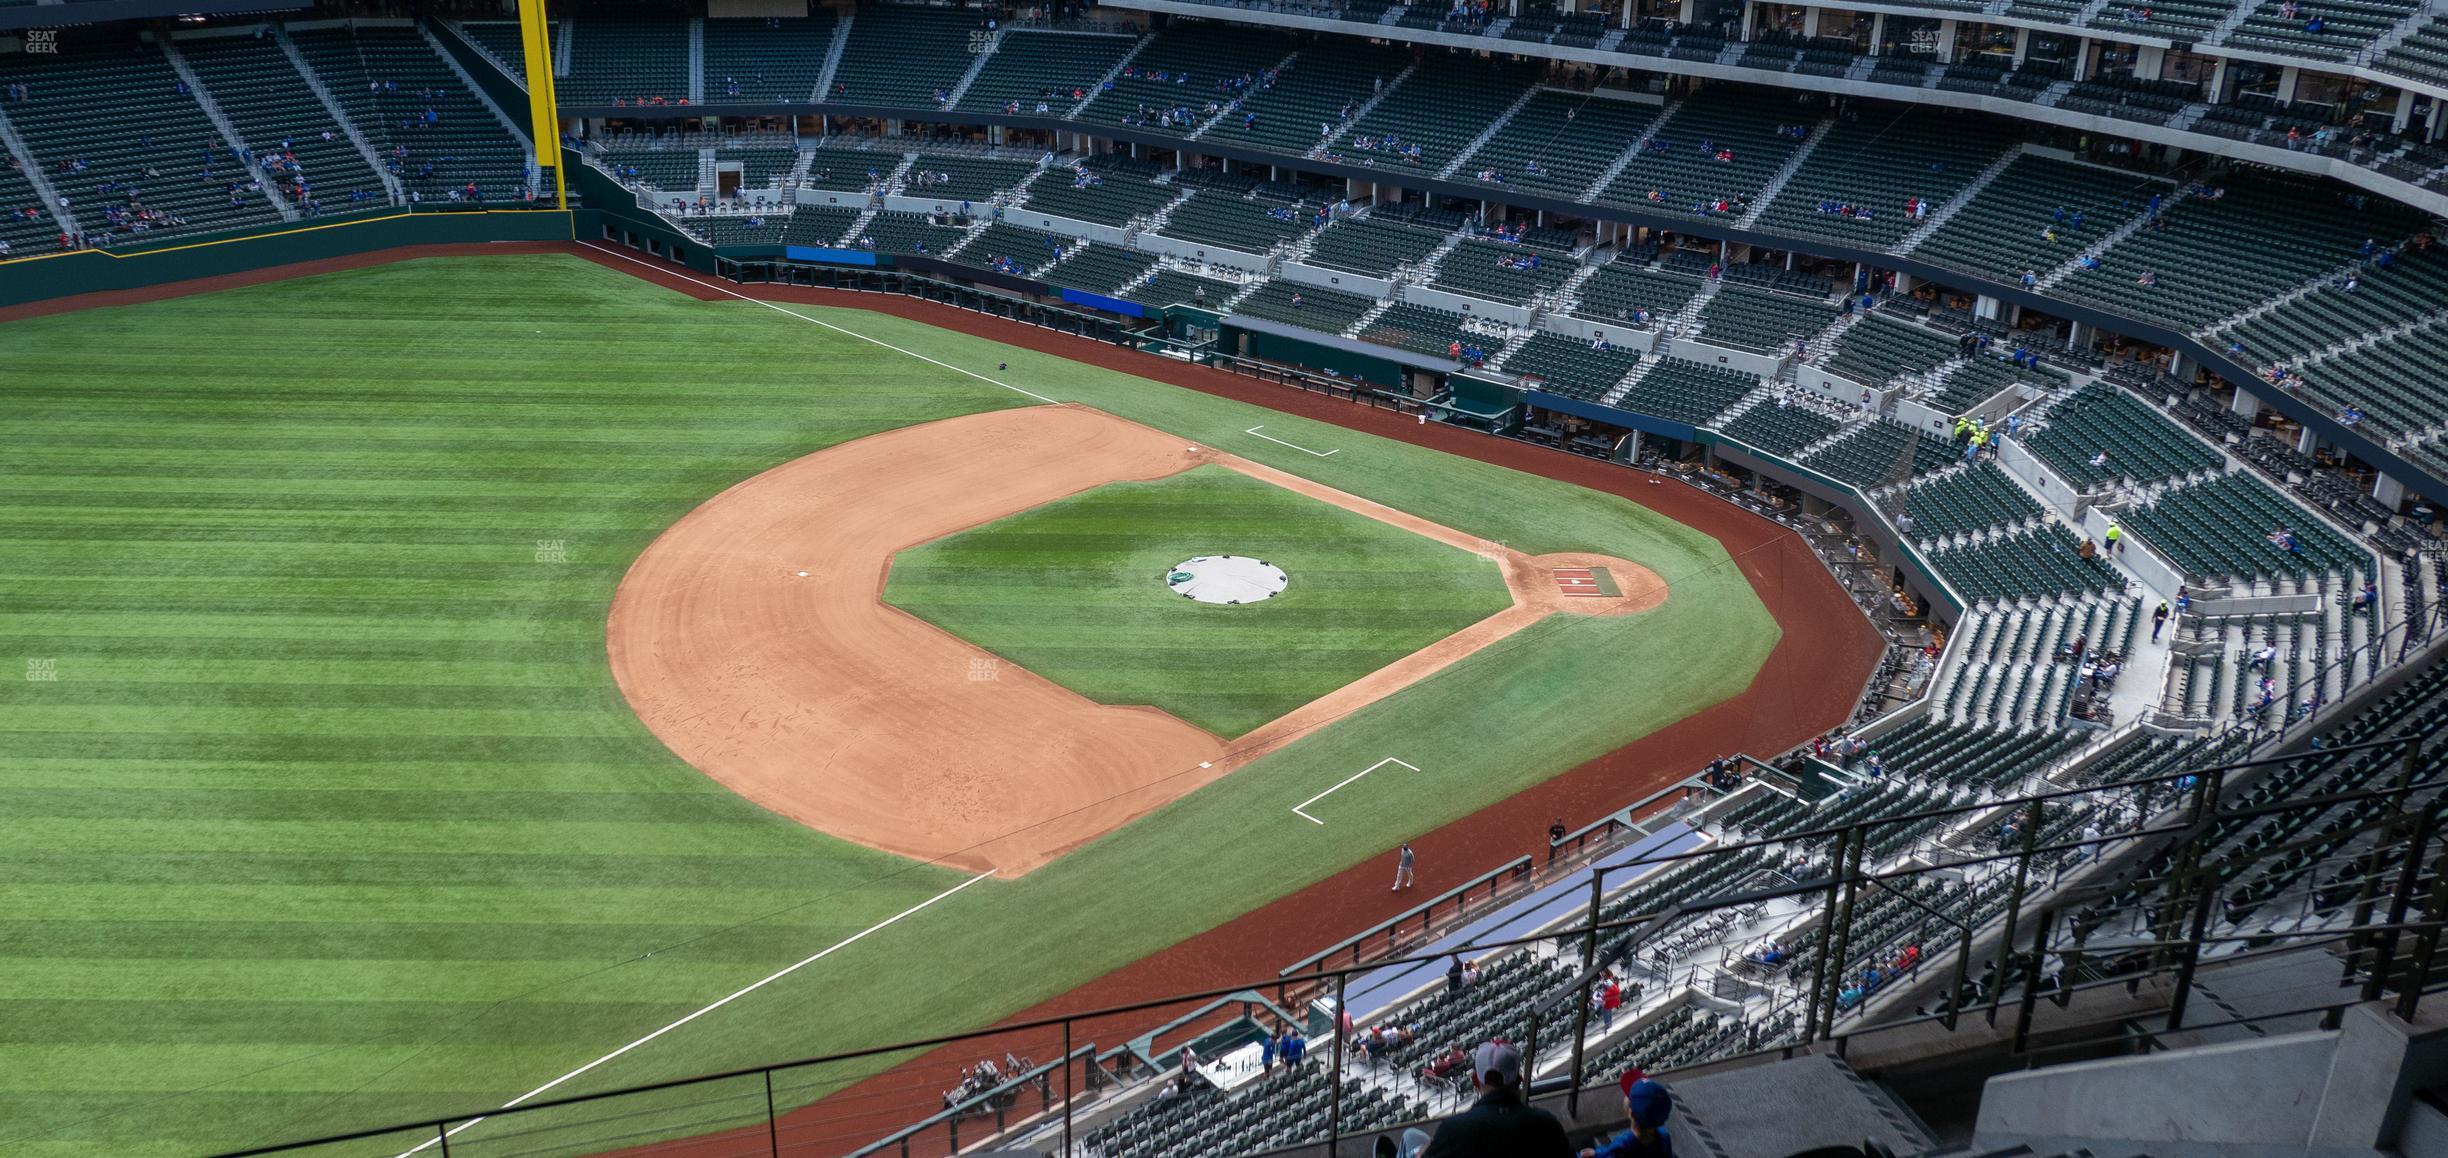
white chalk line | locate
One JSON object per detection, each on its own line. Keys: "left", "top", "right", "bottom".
{"left": 1291, "top": 757, "right": 1419, "bottom": 824}
{"left": 1245, "top": 425, "right": 1341, "bottom": 457}
{"left": 579, "top": 242, "right": 1062, "bottom": 404}
{"left": 396, "top": 871, "right": 993, "bottom": 1156}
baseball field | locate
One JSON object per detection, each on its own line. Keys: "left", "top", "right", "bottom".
{"left": 0, "top": 251, "right": 1788, "bottom": 1155}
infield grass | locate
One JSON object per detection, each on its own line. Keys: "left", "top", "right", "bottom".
{"left": 884, "top": 466, "right": 1514, "bottom": 737}
{"left": 0, "top": 253, "right": 1778, "bottom": 1156}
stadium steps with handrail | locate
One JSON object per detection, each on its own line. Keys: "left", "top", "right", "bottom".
{"left": 2033, "top": 184, "right": 2193, "bottom": 290}
{"left": 553, "top": 15, "right": 572, "bottom": 77}
{"left": 159, "top": 41, "right": 299, "bottom": 222}
{"left": 418, "top": 22, "right": 537, "bottom": 159}
{"left": 2197, "top": 252, "right": 2369, "bottom": 339}
{"left": 1895, "top": 146, "right": 2028, "bottom": 254}
{"left": 1576, "top": 105, "right": 1683, "bottom": 203}
{"left": 685, "top": 17, "right": 704, "bottom": 104}
{"left": 1300, "top": 59, "right": 1419, "bottom": 159}
{"left": 273, "top": 27, "right": 403, "bottom": 204}
{"left": 810, "top": 10, "right": 854, "bottom": 101}
{"left": 1184, "top": 49, "right": 1301, "bottom": 142}
{"left": 1432, "top": 82, "right": 1543, "bottom": 179}
{"left": 0, "top": 107, "right": 76, "bottom": 239}
{"left": 1065, "top": 32, "right": 1151, "bottom": 118}
{"left": 1734, "top": 117, "right": 1835, "bottom": 230}
{"left": 940, "top": 27, "right": 999, "bottom": 109}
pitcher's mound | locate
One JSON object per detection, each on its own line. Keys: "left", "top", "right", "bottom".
{"left": 1165, "top": 555, "right": 1288, "bottom": 605}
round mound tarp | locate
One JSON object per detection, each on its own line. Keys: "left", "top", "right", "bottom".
{"left": 1164, "top": 555, "right": 1288, "bottom": 605}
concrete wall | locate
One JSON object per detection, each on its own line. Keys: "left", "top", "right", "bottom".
{"left": 1976, "top": 1029, "right": 2343, "bottom": 1158}
{"left": 1130, "top": 233, "right": 1270, "bottom": 274}
{"left": 1995, "top": 434, "right": 2087, "bottom": 524}
{"left": 1536, "top": 311, "right": 1661, "bottom": 353}
{"left": 2078, "top": 504, "right": 2190, "bottom": 595}
{"left": 1668, "top": 337, "right": 1785, "bottom": 380}
{"left": 995, "top": 207, "right": 1129, "bottom": 246}
{"left": 1400, "top": 283, "right": 1532, "bottom": 326}
{"left": 1275, "top": 261, "right": 1392, "bottom": 300}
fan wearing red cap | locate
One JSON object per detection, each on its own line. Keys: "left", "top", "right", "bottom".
{"left": 1579, "top": 1069, "right": 1673, "bottom": 1158}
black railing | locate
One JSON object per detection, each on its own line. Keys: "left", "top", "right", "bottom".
{"left": 214, "top": 726, "right": 2448, "bottom": 1158}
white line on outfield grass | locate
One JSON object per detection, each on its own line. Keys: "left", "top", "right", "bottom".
{"left": 578, "top": 242, "right": 1063, "bottom": 405}
{"left": 1244, "top": 425, "right": 1340, "bottom": 457}
{"left": 1291, "top": 757, "right": 1417, "bottom": 824}
{"left": 396, "top": 871, "right": 992, "bottom": 1157}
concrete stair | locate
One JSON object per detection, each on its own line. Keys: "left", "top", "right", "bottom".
{"left": 1579, "top": 99, "right": 1686, "bottom": 201}
{"left": 811, "top": 11, "right": 854, "bottom": 100}
{"left": 159, "top": 41, "right": 299, "bottom": 222}
{"left": 1186, "top": 50, "right": 1299, "bottom": 142}
{"left": 686, "top": 17, "right": 704, "bottom": 103}
{"left": 1734, "top": 117, "right": 1833, "bottom": 229}
{"left": 2035, "top": 185, "right": 2190, "bottom": 290}
{"left": 274, "top": 26, "right": 403, "bottom": 204}
{"left": 941, "top": 27, "right": 999, "bottom": 108}
{"left": 1896, "top": 144, "right": 2025, "bottom": 254}
{"left": 1437, "top": 83, "right": 1544, "bottom": 178}
{"left": 554, "top": 15, "right": 573, "bottom": 78}
{"left": 0, "top": 105, "right": 76, "bottom": 238}
{"left": 1304, "top": 58, "right": 1414, "bottom": 157}
{"left": 1066, "top": 33, "right": 1150, "bottom": 119}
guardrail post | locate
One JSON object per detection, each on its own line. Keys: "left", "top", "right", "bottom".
{"left": 1567, "top": 875, "right": 1604, "bottom": 1119}
{"left": 1062, "top": 1021, "right": 1075, "bottom": 1158}
{"left": 2011, "top": 906, "right": 2056, "bottom": 1055}
{"left": 2370, "top": 792, "right": 2440, "bottom": 1003}
{"left": 2166, "top": 860, "right": 2222, "bottom": 1033}
{"left": 764, "top": 1070, "right": 780, "bottom": 1157}
{"left": 1327, "top": 971, "right": 1348, "bottom": 1149}
{"left": 2396, "top": 851, "right": 2448, "bottom": 1023}
{"left": 1803, "top": 830, "right": 1849, "bottom": 1044}
{"left": 1988, "top": 797, "right": 2046, "bottom": 1028}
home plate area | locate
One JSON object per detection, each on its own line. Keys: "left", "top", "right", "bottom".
{"left": 1552, "top": 565, "right": 1624, "bottom": 599}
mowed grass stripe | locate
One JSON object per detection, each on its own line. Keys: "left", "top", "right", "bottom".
{"left": 0, "top": 255, "right": 1780, "bottom": 1155}
{"left": 887, "top": 467, "right": 1513, "bottom": 737}
{"left": 0, "top": 919, "right": 846, "bottom": 962}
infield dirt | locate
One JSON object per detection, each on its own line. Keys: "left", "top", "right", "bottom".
{"left": 607, "top": 403, "right": 1663, "bottom": 877}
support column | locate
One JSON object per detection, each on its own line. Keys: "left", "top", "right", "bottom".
{"left": 2012, "top": 27, "right": 2029, "bottom": 66}
{"left": 1803, "top": 8, "right": 1821, "bottom": 36}
{"left": 1869, "top": 12, "right": 1886, "bottom": 53}
{"left": 2233, "top": 386, "right": 2261, "bottom": 417}
{"left": 2278, "top": 65, "right": 2301, "bottom": 104}
{"left": 2298, "top": 424, "right": 2319, "bottom": 455}
{"left": 1937, "top": 19, "right": 1958, "bottom": 63}
{"left": 2135, "top": 44, "right": 2165, "bottom": 81}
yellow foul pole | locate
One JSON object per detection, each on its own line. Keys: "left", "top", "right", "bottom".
{"left": 517, "top": 0, "right": 569, "bottom": 211}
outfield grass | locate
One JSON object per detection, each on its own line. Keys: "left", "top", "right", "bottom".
{"left": 0, "top": 255, "right": 1779, "bottom": 1156}
{"left": 884, "top": 466, "right": 1514, "bottom": 737}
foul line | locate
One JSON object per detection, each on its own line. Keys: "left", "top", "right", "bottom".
{"left": 397, "top": 871, "right": 993, "bottom": 1156}
{"left": 1245, "top": 425, "right": 1341, "bottom": 457}
{"left": 579, "top": 242, "right": 1063, "bottom": 404}
{"left": 1292, "top": 758, "right": 1419, "bottom": 824}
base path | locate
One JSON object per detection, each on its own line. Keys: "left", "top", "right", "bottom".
{"left": 609, "top": 403, "right": 1661, "bottom": 876}
{"left": 15, "top": 242, "right": 1877, "bottom": 1156}
{"left": 569, "top": 246, "right": 1885, "bottom": 1158}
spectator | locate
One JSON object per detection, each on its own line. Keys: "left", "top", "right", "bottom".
{"left": 1581, "top": 1071, "right": 1673, "bottom": 1158}
{"left": 1393, "top": 841, "right": 1416, "bottom": 890}
{"left": 1420, "top": 1042, "right": 1572, "bottom": 1157}
{"left": 1447, "top": 954, "right": 1467, "bottom": 993}
{"left": 2152, "top": 598, "right": 2171, "bottom": 642}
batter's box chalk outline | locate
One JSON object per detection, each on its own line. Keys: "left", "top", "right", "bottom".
{"left": 1244, "top": 425, "right": 1341, "bottom": 457}
{"left": 1292, "top": 757, "right": 1419, "bottom": 825}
